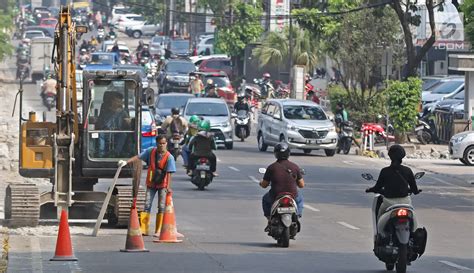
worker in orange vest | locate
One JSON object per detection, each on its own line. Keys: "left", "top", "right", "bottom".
{"left": 119, "top": 134, "right": 176, "bottom": 235}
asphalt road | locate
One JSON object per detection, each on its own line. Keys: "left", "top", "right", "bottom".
{"left": 6, "top": 33, "right": 474, "bottom": 273}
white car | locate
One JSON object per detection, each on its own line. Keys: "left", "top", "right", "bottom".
{"left": 108, "top": 5, "right": 132, "bottom": 25}
{"left": 101, "top": 40, "right": 126, "bottom": 52}
{"left": 115, "top": 14, "right": 145, "bottom": 32}
{"left": 196, "top": 36, "right": 214, "bottom": 55}
{"left": 126, "top": 22, "right": 161, "bottom": 39}
{"left": 450, "top": 131, "right": 474, "bottom": 166}
{"left": 23, "top": 30, "right": 46, "bottom": 40}
{"left": 189, "top": 54, "right": 229, "bottom": 70}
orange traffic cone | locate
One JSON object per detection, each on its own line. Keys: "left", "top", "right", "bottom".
{"left": 153, "top": 193, "right": 184, "bottom": 239}
{"left": 153, "top": 191, "right": 183, "bottom": 243}
{"left": 120, "top": 206, "right": 149, "bottom": 252}
{"left": 50, "top": 210, "right": 77, "bottom": 261}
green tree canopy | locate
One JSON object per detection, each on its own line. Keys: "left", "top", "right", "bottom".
{"left": 0, "top": 0, "right": 16, "bottom": 61}
{"left": 461, "top": 0, "right": 474, "bottom": 45}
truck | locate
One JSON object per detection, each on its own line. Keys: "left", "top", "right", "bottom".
{"left": 29, "top": 37, "right": 54, "bottom": 82}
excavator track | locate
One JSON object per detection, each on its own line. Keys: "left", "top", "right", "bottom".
{"left": 5, "top": 184, "right": 40, "bottom": 227}
{"left": 110, "top": 186, "right": 146, "bottom": 227}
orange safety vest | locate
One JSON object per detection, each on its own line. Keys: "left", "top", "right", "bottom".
{"left": 146, "top": 148, "right": 171, "bottom": 189}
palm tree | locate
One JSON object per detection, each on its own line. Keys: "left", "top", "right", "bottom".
{"left": 253, "top": 26, "right": 318, "bottom": 72}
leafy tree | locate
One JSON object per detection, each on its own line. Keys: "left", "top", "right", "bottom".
{"left": 252, "top": 26, "right": 318, "bottom": 72}
{"left": 461, "top": 0, "right": 474, "bottom": 44}
{"left": 214, "top": 2, "right": 263, "bottom": 75}
{"left": 386, "top": 77, "right": 422, "bottom": 143}
{"left": 0, "top": 0, "right": 16, "bottom": 61}
{"left": 127, "top": 0, "right": 164, "bottom": 25}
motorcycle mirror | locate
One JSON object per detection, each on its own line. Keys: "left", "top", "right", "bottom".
{"left": 258, "top": 168, "right": 266, "bottom": 174}
{"left": 414, "top": 172, "right": 425, "bottom": 180}
{"left": 231, "top": 113, "right": 237, "bottom": 119}
{"left": 361, "top": 173, "right": 373, "bottom": 181}
{"left": 300, "top": 168, "right": 306, "bottom": 176}
{"left": 253, "top": 78, "right": 258, "bottom": 83}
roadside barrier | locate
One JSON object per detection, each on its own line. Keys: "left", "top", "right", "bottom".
{"left": 50, "top": 210, "right": 77, "bottom": 261}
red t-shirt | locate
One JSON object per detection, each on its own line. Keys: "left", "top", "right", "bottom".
{"left": 263, "top": 160, "right": 302, "bottom": 198}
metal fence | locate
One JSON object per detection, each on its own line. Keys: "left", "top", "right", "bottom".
{"left": 434, "top": 109, "right": 471, "bottom": 143}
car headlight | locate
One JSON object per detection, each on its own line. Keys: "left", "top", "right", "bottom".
{"left": 453, "top": 135, "right": 467, "bottom": 143}
{"left": 222, "top": 121, "right": 231, "bottom": 128}
{"left": 286, "top": 124, "right": 298, "bottom": 131}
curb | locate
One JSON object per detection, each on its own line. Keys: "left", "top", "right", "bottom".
{"left": 404, "top": 162, "right": 472, "bottom": 185}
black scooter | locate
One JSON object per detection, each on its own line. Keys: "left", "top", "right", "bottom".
{"left": 232, "top": 110, "right": 251, "bottom": 142}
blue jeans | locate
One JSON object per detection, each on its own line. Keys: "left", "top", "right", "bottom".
{"left": 262, "top": 191, "right": 303, "bottom": 217}
{"left": 181, "top": 144, "right": 190, "bottom": 166}
{"left": 144, "top": 187, "right": 168, "bottom": 213}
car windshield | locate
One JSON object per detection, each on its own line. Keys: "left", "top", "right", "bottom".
{"left": 25, "top": 32, "right": 43, "bottom": 39}
{"left": 185, "top": 102, "right": 228, "bottom": 116}
{"left": 283, "top": 105, "right": 327, "bottom": 120}
{"left": 156, "top": 95, "right": 192, "bottom": 109}
{"left": 117, "top": 67, "right": 145, "bottom": 77}
{"left": 170, "top": 40, "right": 189, "bottom": 50}
{"left": 422, "top": 79, "right": 440, "bottom": 90}
{"left": 166, "top": 62, "right": 195, "bottom": 73}
{"left": 90, "top": 54, "right": 114, "bottom": 65}
{"left": 205, "top": 76, "right": 229, "bottom": 87}
{"left": 431, "top": 81, "right": 463, "bottom": 94}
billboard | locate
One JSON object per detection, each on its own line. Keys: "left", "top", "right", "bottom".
{"left": 269, "top": 0, "right": 289, "bottom": 32}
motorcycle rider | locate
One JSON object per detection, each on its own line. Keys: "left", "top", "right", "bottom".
{"left": 139, "top": 45, "right": 151, "bottom": 64}
{"left": 187, "top": 120, "right": 218, "bottom": 177}
{"left": 233, "top": 93, "right": 250, "bottom": 112}
{"left": 259, "top": 143, "right": 304, "bottom": 231}
{"left": 365, "top": 144, "right": 420, "bottom": 219}
{"left": 334, "top": 102, "right": 349, "bottom": 131}
{"left": 80, "top": 40, "right": 88, "bottom": 51}
{"left": 181, "top": 115, "right": 201, "bottom": 168}
{"left": 79, "top": 48, "right": 90, "bottom": 63}
{"left": 260, "top": 72, "right": 273, "bottom": 98}
{"left": 41, "top": 73, "right": 57, "bottom": 102}
{"left": 204, "top": 80, "right": 219, "bottom": 98}
{"left": 161, "top": 107, "right": 188, "bottom": 140}
{"left": 16, "top": 48, "right": 30, "bottom": 80}
{"left": 108, "top": 27, "right": 117, "bottom": 39}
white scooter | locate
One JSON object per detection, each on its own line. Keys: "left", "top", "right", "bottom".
{"left": 362, "top": 172, "right": 428, "bottom": 273}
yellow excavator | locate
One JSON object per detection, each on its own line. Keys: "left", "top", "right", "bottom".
{"left": 6, "top": 6, "right": 152, "bottom": 227}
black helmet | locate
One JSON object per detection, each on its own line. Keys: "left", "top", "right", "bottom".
{"left": 237, "top": 93, "right": 245, "bottom": 100}
{"left": 274, "top": 142, "right": 290, "bottom": 160}
{"left": 171, "top": 107, "right": 180, "bottom": 115}
{"left": 388, "top": 144, "right": 406, "bottom": 162}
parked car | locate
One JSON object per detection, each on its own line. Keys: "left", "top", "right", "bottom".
{"left": 198, "top": 72, "right": 236, "bottom": 106}
{"left": 166, "top": 39, "right": 191, "bottom": 58}
{"left": 198, "top": 57, "right": 232, "bottom": 79}
{"left": 157, "top": 59, "right": 196, "bottom": 93}
{"left": 84, "top": 53, "right": 117, "bottom": 71}
{"left": 115, "top": 14, "right": 145, "bottom": 32}
{"left": 39, "top": 18, "right": 57, "bottom": 28}
{"left": 126, "top": 22, "right": 161, "bottom": 38}
{"left": 257, "top": 99, "right": 338, "bottom": 156}
{"left": 422, "top": 78, "right": 464, "bottom": 105}
{"left": 149, "top": 35, "right": 169, "bottom": 56}
{"left": 113, "top": 64, "right": 149, "bottom": 89}
{"left": 154, "top": 93, "right": 194, "bottom": 125}
{"left": 23, "top": 30, "right": 46, "bottom": 40}
{"left": 422, "top": 76, "right": 448, "bottom": 91}
{"left": 183, "top": 98, "right": 234, "bottom": 149}
{"left": 196, "top": 36, "right": 214, "bottom": 55}
{"left": 450, "top": 131, "right": 474, "bottom": 166}
{"left": 432, "top": 90, "right": 464, "bottom": 113}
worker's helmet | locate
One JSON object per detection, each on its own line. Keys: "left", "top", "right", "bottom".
{"left": 198, "top": 120, "right": 211, "bottom": 132}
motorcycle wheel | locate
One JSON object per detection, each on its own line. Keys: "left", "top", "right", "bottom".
{"left": 343, "top": 138, "right": 351, "bottom": 155}
{"left": 240, "top": 128, "right": 245, "bottom": 142}
{"left": 172, "top": 149, "right": 180, "bottom": 161}
{"left": 279, "top": 227, "right": 290, "bottom": 248}
{"left": 385, "top": 263, "right": 394, "bottom": 271}
{"left": 417, "top": 130, "right": 431, "bottom": 145}
{"left": 396, "top": 244, "right": 408, "bottom": 273}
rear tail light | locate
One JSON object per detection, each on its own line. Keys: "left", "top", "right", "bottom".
{"left": 142, "top": 130, "right": 156, "bottom": 137}
{"left": 279, "top": 197, "right": 291, "bottom": 207}
{"left": 397, "top": 209, "right": 408, "bottom": 217}
{"left": 199, "top": 158, "right": 208, "bottom": 163}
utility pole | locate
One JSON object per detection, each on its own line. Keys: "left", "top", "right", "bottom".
{"left": 288, "top": 2, "right": 294, "bottom": 98}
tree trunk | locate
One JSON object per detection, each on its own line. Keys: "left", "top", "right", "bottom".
{"left": 395, "top": 131, "right": 408, "bottom": 144}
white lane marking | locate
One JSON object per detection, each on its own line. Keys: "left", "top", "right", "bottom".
{"left": 337, "top": 221, "right": 360, "bottom": 230}
{"left": 439, "top": 260, "right": 472, "bottom": 270}
{"left": 342, "top": 160, "right": 363, "bottom": 166}
{"left": 30, "top": 237, "right": 43, "bottom": 273}
{"left": 429, "top": 175, "right": 471, "bottom": 190}
{"left": 304, "top": 204, "right": 320, "bottom": 212}
{"left": 249, "top": 176, "right": 260, "bottom": 183}
{"left": 228, "top": 166, "right": 240, "bottom": 172}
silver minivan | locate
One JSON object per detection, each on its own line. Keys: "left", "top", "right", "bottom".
{"left": 257, "top": 99, "right": 337, "bottom": 156}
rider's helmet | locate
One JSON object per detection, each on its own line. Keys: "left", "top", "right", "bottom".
{"left": 274, "top": 142, "right": 290, "bottom": 160}
{"left": 171, "top": 107, "right": 180, "bottom": 115}
{"left": 262, "top": 72, "right": 271, "bottom": 79}
{"left": 198, "top": 120, "right": 211, "bottom": 132}
{"left": 388, "top": 144, "right": 406, "bottom": 163}
{"left": 22, "top": 38, "right": 31, "bottom": 45}
{"left": 80, "top": 48, "right": 87, "bottom": 54}
{"left": 237, "top": 93, "right": 245, "bottom": 101}
{"left": 189, "top": 115, "right": 200, "bottom": 125}
{"left": 206, "top": 79, "right": 213, "bottom": 86}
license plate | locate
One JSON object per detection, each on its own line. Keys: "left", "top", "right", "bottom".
{"left": 415, "top": 126, "right": 424, "bottom": 131}
{"left": 196, "top": 165, "right": 210, "bottom": 171}
{"left": 277, "top": 207, "right": 296, "bottom": 213}
{"left": 179, "top": 82, "right": 187, "bottom": 86}
{"left": 173, "top": 139, "right": 179, "bottom": 143}
{"left": 306, "top": 139, "right": 322, "bottom": 144}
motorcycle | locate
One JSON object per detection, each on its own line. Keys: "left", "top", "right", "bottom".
{"left": 43, "top": 92, "right": 56, "bottom": 111}
{"left": 146, "top": 60, "right": 158, "bottom": 83}
{"left": 362, "top": 172, "right": 428, "bottom": 273}
{"left": 97, "top": 28, "right": 105, "bottom": 43}
{"left": 259, "top": 167, "right": 303, "bottom": 248}
{"left": 140, "top": 56, "right": 150, "bottom": 67}
{"left": 169, "top": 133, "right": 184, "bottom": 161}
{"left": 415, "top": 114, "right": 438, "bottom": 145}
{"left": 232, "top": 110, "right": 251, "bottom": 142}
{"left": 253, "top": 78, "right": 274, "bottom": 99}
{"left": 362, "top": 122, "right": 395, "bottom": 145}
{"left": 337, "top": 121, "right": 354, "bottom": 154}
{"left": 274, "top": 81, "right": 290, "bottom": 99}
{"left": 191, "top": 157, "right": 213, "bottom": 190}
